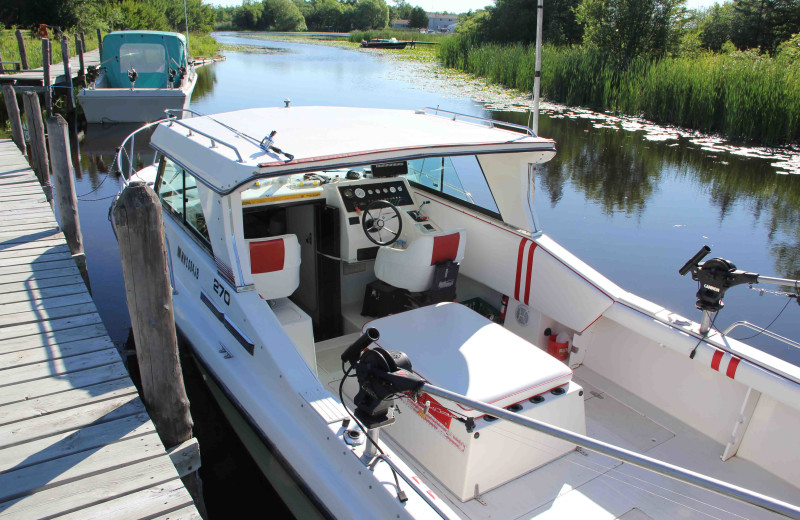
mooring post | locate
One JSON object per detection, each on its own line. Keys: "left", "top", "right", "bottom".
{"left": 46, "top": 114, "right": 86, "bottom": 282}
{"left": 2, "top": 85, "right": 26, "bottom": 156}
{"left": 15, "top": 29, "right": 28, "bottom": 70}
{"left": 60, "top": 36, "right": 75, "bottom": 111}
{"left": 42, "top": 38, "right": 52, "bottom": 116}
{"left": 49, "top": 39, "right": 53, "bottom": 65}
{"left": 112, "top": 181, "right": 206, "bottom": 516}
{"left": 0, "top": 51, "right": 5, "bottom": 75}
{"left": 21, "top": 92, "right": 53, "bottom": 206}
{"left": 80, "top": 32, "right": 86, "bottom": 55}
{"left": 96, "top": 28, "right": 103, "bottom": 57}
{"left": 75, "top": 33, "right": 85, "bottom": 85}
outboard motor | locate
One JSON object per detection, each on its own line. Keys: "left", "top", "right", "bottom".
{"left": 127, "top": 67, "right": 137, "bottom": 90}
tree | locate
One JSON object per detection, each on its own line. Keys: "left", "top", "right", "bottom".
{"left": 698, "top": 3, "right": 735, "bottom": 51}
{"left": 353, "top": 0, "right": 389, "bottom": 30}
{"left": 408, "top": 6, "right": 428, "bottom": 28}
{"left": 260, "top": 0, "right": 307, "bottom": 31}
{"left": 729, "top": 0, "right": 800, "bottom": 53}
{"left": 233, "top": 2, "right": 263, "bottom": 29}
{"left": 165, "top": 0, "right": 215, "bottom": 33}
{"left": 574, "top": 0, "right": 686, "bottom": 64}
{"left": 117, "top": 0, "right": 170, "bottom": 31}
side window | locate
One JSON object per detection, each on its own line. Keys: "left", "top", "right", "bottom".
{"left": 158, "top": 159, "right": 184, "bottom": 219}
{"left": 157, "top": 158, "right": 210, "bottom": 245}
{"left": 406, "top": 156, "right": 500, "bottom": 217}
{"left": 184, "top": 173, "right": 210, "bottom": 242}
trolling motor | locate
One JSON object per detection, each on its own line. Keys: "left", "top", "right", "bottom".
{"left": 127, "top": 67, "right": 138, "bottom": 90}
{"left": 341, "top": 328, "right": 425, "bottom": 465}
{"left": 679, "top": 245, "right": 799, "bottom": 335}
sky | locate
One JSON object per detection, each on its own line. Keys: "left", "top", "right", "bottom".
{"left": 205, "top": 0, "right": 721, "bottom": 13}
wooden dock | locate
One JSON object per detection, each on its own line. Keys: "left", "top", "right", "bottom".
{"left": 0, "top": 139, "right": 200, "bottom": 519}
{"left": 0, "top": 49, "right": 101, "bottom": 89}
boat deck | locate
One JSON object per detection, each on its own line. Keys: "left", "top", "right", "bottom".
{"left": 0, "top": 139, "right": 199, "bottom": 519}
{"left": 313, "top": 335, "right": 797, "bottom": 519}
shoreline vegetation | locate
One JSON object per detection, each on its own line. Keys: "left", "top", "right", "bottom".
{"left": 439, "top": 39, "right": 800, "bottom": 146}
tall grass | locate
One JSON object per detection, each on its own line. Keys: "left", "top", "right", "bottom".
{"left": 439, "top": 36, "right": 800, "bottom": 144}
{"left": 1, "top": 28, "right": 99, "bottom": 70}
{"left": 188, "top": 32, "right": 221, "bottom": 57}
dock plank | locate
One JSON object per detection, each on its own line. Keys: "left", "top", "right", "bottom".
{"left": 0, "top": 139, "right": 199, "bottom": 518}
{"left": 0, "top": 336, "right": 113, "bottom": 370}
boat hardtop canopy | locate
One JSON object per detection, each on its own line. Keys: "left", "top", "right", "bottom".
{"left": 102, "top": 31, "right": 188, "bottom": 89}
{"left": 150, "top": 106, "right": 557, "bottom": 193}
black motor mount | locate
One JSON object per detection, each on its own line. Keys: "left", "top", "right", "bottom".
{"left": 343, "top": 329, "right": 425, "bottom": 429}
{"left": 679, "top": 246, "right": 759, "bottom": 313}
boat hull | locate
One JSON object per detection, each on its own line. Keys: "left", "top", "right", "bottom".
{"left": 78, "top": 72, "right": 197, "bottom": 123}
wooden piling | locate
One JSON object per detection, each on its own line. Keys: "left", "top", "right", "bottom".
{"left": 15, "top": 29, "right": 28, "bottom": 70}
{"left": 2, "top": 85, "right": 26, "bottom": 155}
{"left": 49, "top": 38, "right": 53, "bottom": 65}
{"left": 21, "top": 91, "right": 53, "bottom": 206}
{"left": 42, "top": 38, "right": 52, "bottom": 116}
{"left": 46, "top": 114, "right": 84, "bottom": 269}
{"left": 75, "top": 33, "right": 85, "bottom": 84}
{"left": 111, "top": 181, "right": 206, "bottom": 515}
{"left": 80, "top": 32, "right": 87, "bottom": 55}
{"left": 0, "top": 51, "right": 5, "bottom": 75}
{"left": 60, "top": 37, "right": 75, "bottom": 111}
{"left": 97, "top": 28, "right": 103, "bottom": 57}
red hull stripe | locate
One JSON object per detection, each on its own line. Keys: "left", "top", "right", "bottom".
{"left": 711, "top": 349, "right": 724, "bottom": 371}
{"left": 249, "top": 239, "right": 285, "bottom": 274}
{"left": 514, "top": 238, "right": 526, "bottom": 300}
{"left": 727, "top": 356, "right": 741, "bottom": 379}
{"left": 524, "top": 240, "right": 537, "bottom": 305}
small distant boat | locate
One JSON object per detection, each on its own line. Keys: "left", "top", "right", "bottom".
{"left": 361, "top": 37, "right": 408, "bottom": 49}
{"left": 78, "top": 31, "right": 197, "bottom": 123}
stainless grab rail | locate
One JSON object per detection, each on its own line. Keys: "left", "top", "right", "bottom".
{"left": 421, "top": 382, "right": 800, "bottom": 519}
{"left": 115, "top": 117, "right": 172, "bottom": 184}
{"left": 724, "top": 321, "right": 800, "bottom": 349}
{"left": 165, "top": 118, "right": 244, "bottom": 163}
{"left": 423, "top": 107, "right": 537, "bottom": 136}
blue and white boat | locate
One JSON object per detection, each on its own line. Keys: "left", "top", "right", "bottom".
{"left": 78, "top": 31, "right": 197, "bottom": 123}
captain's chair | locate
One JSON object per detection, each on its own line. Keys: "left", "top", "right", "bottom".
{"left": 374, "top": 229, "right": 466, "bottom": 293}
{"left": 246, "top": 234, "right": 301, "bottom": 299}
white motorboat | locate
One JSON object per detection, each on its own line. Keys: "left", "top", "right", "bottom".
{"left": 78, "top": 31, "right": 197, "bottom": 123}
{"left": 114, "top": 106, "right": 800, "bottom": 519}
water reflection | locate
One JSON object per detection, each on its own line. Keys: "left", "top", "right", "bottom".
{"left": 192, "top": 65, "right": 218, "bottom": 103}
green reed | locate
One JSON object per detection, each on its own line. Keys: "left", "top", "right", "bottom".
{"left": 1, "top": 28, "right": 100, "bottom": 71}
{"left": 439, "top": 36, "right": 800, "bottom": 144}
{"left": 348, "top": 30, "right": 446, "bottom": 44}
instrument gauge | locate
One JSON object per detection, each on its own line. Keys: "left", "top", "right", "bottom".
{"left": 389, "top": 187, "right": 397, "bottom": 193}
{"left": 343, "top": 189, "right": 354, "bottom": 198}
{"left": 355, "top": 188, "right": 366, "bottom": 198}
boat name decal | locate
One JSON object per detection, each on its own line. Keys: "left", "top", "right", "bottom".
{"left": 213, "top": 279, "right": 231, "bottom": 305}
{"left": 177, "top": 246, "right": 200, "bottom": 279}
{"left": 703, "top": 284, "right": 721, "bottom": 293}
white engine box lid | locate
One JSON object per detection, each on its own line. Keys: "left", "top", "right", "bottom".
{"left": 365, "top": 302, "right": 572, "bottom": 416}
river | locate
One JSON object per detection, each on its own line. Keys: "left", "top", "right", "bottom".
{"left": 70, "top": 33, "right": 800, "bottom": 516}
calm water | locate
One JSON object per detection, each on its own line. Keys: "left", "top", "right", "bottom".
{"left": 68, "top": 32, "right": 800, "bottom": 517}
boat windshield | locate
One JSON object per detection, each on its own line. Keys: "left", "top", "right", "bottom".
{"left": 120, "top": 43, "right": 166, "bottom": 74}
{"left": 404, "top": 156, "right": 500, "bottom": 216}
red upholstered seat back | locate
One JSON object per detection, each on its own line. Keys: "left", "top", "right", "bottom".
{"left": 431, "top": 232, "right": 461, "bottom": 265}
{"left": 249, "top": 238, "right": 285, "bottom": 274}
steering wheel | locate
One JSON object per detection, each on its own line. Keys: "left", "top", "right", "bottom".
{"left": 361, "top": 200, "right": 402, "bottom": 246}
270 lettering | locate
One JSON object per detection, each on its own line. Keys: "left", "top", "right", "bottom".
{"left": 213, "top": 279, "right": 231, "bottom": 305}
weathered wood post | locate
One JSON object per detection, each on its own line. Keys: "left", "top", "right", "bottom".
{"left": 46, "top": 114, "right": 86, "bottom": 280}
{"left": 42, "top": 38, "right": 52, "bottom": 116}
{"left": 15, "top": 29, "right": 28, "bottom": 70}
{"left": 0, "top": 51, "right": 5, "bottom": 75}
{"left": 96, "top": 29, "right": 103, "bottom": 57}
{"left": 2, "top": 85, "right": 26, "bottom": 155}
{"left": 60, "top": 36, "right": 75, "bottom": 111}
{"left": 49, "top": 39, "right": 53, "bottom": 65}
{"left": 112, "top": 181, "right": 206, "bottom": 516}
{"left": 21, "top": 92, "right": 53, "bottom": 207}
{"left": 80, "top": 32, "right": 86, "bottom": 55}
{"left": 75, "top": 33, "right": 85, "bottom": 85}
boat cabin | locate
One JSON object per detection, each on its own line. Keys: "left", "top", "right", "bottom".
{"left": 96, "top": 31, "right": 189, "bottom": 89}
